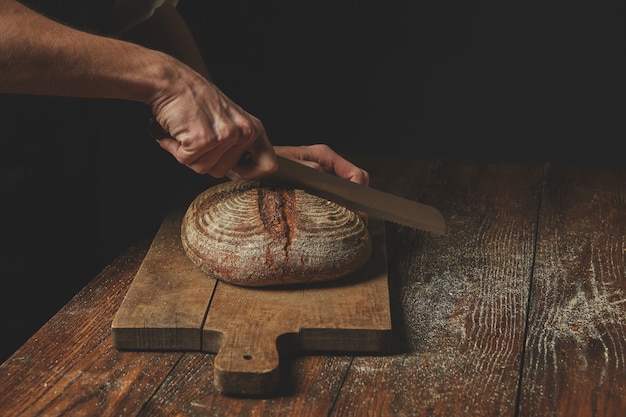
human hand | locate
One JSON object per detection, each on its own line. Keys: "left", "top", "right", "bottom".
{"left": 274, "top": 144, "right": 369, "bottom": 186}
{"left": 274, "top": 144, "right": 370, "bottom": 224}
{"left": 149, "top": 60, "right": 276, "bottom": 179}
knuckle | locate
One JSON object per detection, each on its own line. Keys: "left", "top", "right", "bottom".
{"left": 238, "top": 119, "right": 257, "bottom": 139}
{"left": 312, "top": 143, "right": 332, "bottom": 153}
{"left": 214, "top": 124, "right": 237, "bottom": 143}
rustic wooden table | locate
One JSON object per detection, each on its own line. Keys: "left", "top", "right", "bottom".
{"left": 1, "top": 156, "right": 624, "bottom": 417}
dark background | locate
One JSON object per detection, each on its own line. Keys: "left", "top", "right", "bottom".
{"left": 178, "top": 0, "right": 626, "bottom": 168}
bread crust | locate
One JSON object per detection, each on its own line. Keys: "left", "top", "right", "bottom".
{"left": 181, "top": 180, "right": 372, "bottom": 287}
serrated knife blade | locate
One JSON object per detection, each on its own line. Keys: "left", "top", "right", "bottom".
{"left": 267, "top": 156, "right": 447, "bottom": 235}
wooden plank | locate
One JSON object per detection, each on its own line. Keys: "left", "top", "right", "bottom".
{"left": 111, "top": 202, "right": 217, "bottom": 351}
{"left": 2, "top": 157, "right": 623, "bottom": 416}
{"left": 137, "top": 354, "right": 353, "bottom": 415}
{"left": 135, "top": 157, "right": 439, "bottom": 413}
{"left": 333, "top": 160, "right": 543, "bottom": 416}
{"left": 519, "top": 164, "right": 626, "bottom": 416}
{"left": 203, "top": 218, "right": 391, "bottom": 395}
{"left": 0, "top": 242, "right": 183, "bottom": 417}
{"left": 111, "top": 173, "right": 391, "bottom": 396}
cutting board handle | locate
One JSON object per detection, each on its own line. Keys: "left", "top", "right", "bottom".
{"left": 212, "top": 330, "right": 293, "bottom": 396}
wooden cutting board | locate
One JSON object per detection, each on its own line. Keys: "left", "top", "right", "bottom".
{"left": 112, "top": 199, "right": 391, "bottom": 395}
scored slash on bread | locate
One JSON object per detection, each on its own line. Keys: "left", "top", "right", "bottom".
{"left": 181, "top": 180, "right": 372, "bottom": 287}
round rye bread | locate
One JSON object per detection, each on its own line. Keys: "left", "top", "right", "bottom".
{"left": 181, "top": 180, "right": 372, "bottom": 287}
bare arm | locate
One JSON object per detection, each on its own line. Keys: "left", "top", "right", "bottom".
{"left": 0, "top": 0, "right": 368, "bottom": 184}
{"left": 126, "top": 4, "right": 371, "bottom": 186}
{"left": 0, "top": 0, "right": 275, "bottom": 178}
{"left": 0, "top": 0, "right": 164, "bottom": 101}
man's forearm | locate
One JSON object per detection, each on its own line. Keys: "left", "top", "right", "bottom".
{"left": 0, "top": 0, "right": 173, "bottom": 104}
{"left": 121, "top": 2, "right": 212, "bottom": 81}
{"left": 0, "top": 0, "right": 279, "bottom": 179}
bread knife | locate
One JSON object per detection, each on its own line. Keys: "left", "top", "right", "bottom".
{"left": 148, "top": 118, "right": 446, "bottom": 235}
{"left": 265, "top": 156, "right": 446, "bottom": 235}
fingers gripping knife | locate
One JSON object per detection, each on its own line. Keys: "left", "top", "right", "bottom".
{"left": 148, "top": 117, "right": 446, "bottom": 235}
{"left": 126, "top": 119, "right": 448, "bottom": 395}
{"left": 267, "top": 156, "right": 446, "bottom": 235}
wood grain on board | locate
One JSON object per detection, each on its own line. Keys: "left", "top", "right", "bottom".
{"left": 111, "top": 187, "right": 391, "bottom": 395}
{"left": 112, "top": 203, "right": 217, "bottom": 351}
{"left": 203, "top": 218, "right": 391, "bottom": 395}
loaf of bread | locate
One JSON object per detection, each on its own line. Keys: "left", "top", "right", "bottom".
{"left": 181, "top": 180, "right": 372, "bottom": 287}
